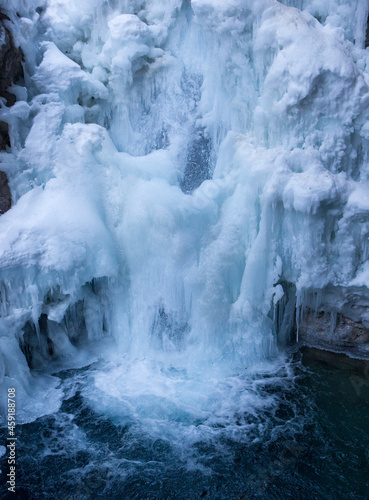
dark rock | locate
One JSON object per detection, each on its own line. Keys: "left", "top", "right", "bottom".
{"left": 274, "top": 284, "right": 369, "bottom": 359}
{"left": 3, "top": 89, "right": 15, "bottom": 107}
{"left": 366, "top": 13, "right": 369, "bottom": 48}
{"left": 0, "top": 20, "right": 24, "bottom": 93}
{"left": 19, "top": 316, "right": 57, "bottom": 370}
{"left": 0, "top": 13, "right": 10, "bottom": 22}
{"left": 273, "top": 281, "right": 297, "bottom": 347}
{"left": 0, "top": 170, "right": 11, "bottom": 214}
{"left": 0, "top": 14, "right": 25, "bottom": 152}
{"left": 298, "top": 309, "right": 369, "bottom": 358}
{"left": 38, "top": 312, "right": 48, "bottom": 333}
{"left": 300, "top": 346, "right": 369, "bottom": 374}
{"left": 0, "top": 15, "right": 24, "bottom": 122}
{"left": 0, "top": 120, "right": 10, "bottom": 149}
{"left": 19, "top": 320, "right": 52, "bottom": 369}
{"left": 64, "top": 300, "right": 87, "bottom": 343}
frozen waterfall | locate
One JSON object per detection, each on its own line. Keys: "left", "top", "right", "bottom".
{"left": 0, "top": 0, "right": 369, "bottom": 427}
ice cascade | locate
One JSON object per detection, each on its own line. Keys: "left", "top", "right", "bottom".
{"left": 0, "top": 0, "right": 369, "bottom": 422}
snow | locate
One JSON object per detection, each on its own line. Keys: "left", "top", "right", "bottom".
{"left": 0, "top": 0, "right": 369, "bottom": 422}
{"left": 33, "top": 42, "right": 108, "bottom": 101}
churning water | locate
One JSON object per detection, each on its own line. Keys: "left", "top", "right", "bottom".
{"left": 1, "top": 349, "right": 369, "bottom": 499}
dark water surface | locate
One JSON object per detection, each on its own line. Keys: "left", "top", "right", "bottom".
{"left": 1, "top": 348, "right": 369, "bottom": 499}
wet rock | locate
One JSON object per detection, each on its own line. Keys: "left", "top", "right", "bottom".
{"left": 298, "top": 310, "right": 369, "bottom": 358}
{"left": 0, "top": 170, "right": 11, "bottom": 214}
{"left": 19, "top": 319, "right": 53, "bottom": 369}
{"left": 300, "top": 346, "right": 369, "bottom": 373}
{"left": 273, "top": 281, "right": 297, "bottom": 347}
{"left": 274, "top": 284, "right": 369, "bottom": 359}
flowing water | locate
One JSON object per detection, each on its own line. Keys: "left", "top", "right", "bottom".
{"left": 1, "top": 349, "right": 369, "bottom": 499}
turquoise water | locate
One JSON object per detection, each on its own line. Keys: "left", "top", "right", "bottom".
{"left": 1, "top": 349, "right": 369, "bottom": 499}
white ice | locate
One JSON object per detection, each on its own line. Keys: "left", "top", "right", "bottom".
{"left": 0, "top": 0, "right": 368, "bottom": 424}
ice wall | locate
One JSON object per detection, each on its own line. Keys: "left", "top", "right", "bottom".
{"left": 1, "top": 0, "right": 369, "bottom": 422}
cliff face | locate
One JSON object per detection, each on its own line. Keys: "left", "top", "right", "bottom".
{"left": 0, "top": 12, "right": 23, "bottom": 212}
{"left": 0, "top": 15, "right": 24, "bottom": 99}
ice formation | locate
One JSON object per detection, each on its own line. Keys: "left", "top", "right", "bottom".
{"left": 0, "top": 0, "right": 369, "bottom": 422}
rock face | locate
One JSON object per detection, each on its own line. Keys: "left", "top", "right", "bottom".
{"left": 0, "top": 171, "right": 11, "bottom": 214}
{"left": 0, "top": 13, "right": 23, "bottom": 213}
{"left": 0, "top": 13, "right": 24, "bottom": 152}
{"left": 275, "top": 284, "right": 369, "bottom": 359}
{"left": 0, "top": 120, "right": 9, "bottom": 149}
{"left": 0, "top": 16, "right": 24, "bottom": 100}
{"left": 298, "top": 310, "right": 369, "bottom": 358}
